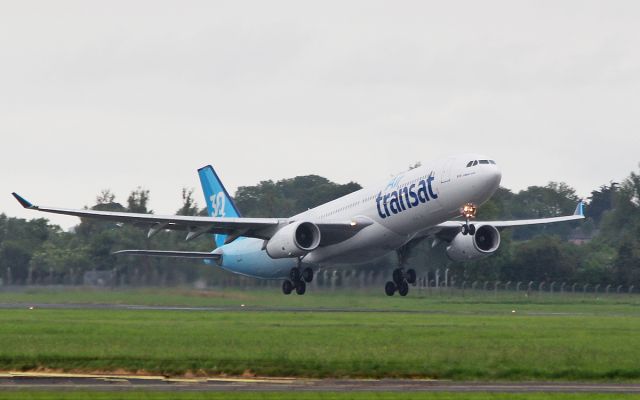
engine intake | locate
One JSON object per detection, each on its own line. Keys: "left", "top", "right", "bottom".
{"left": 266, "top": 221, "right": 321, "bottom": 259}
{"left": 446, "top": 225, "right": 501, "bottom": 262}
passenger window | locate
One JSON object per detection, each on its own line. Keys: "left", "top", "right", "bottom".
{"left": 479, "top": 160, "right": 489, "bottom": 164}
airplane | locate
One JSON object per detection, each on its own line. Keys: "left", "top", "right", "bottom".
{"left": 12, "top": 154, "right": 584, "bottom": 296}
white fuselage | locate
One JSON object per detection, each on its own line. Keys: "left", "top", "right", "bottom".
{"left": 215, "top": 154, "right": 502, "bottom": 279}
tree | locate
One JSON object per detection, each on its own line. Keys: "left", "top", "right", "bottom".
{"left": 127, "top": 187, "right": 151, "bottom": 213}
{"left": 177, "top": 188, "right": 200, "bottom": 216}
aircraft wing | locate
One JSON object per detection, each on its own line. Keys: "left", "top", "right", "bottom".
{"left": 425, "top": 201, "right": 585, "bottom": 242}
{"left": 12, "top": 192, "right": 282, "bottom": 241}
{"left": 11, "top": 193, "right": 372, "bottom": 244}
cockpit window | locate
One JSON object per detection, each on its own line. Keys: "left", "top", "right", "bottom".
{"left": 472, "top": 160, "right": 478, "bottom": 166}
{"left": 489, "top": 160, "right": 496, "bottom": 164}
{"left": 479, "top": 160, "right": 490, "bottom": 164}
{"left": 466, "top": 161, "right": 473, "bottom": 168}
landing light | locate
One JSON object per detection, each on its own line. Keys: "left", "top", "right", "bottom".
{"left": 350, "top": 221, "right": 357, "bottom": 226}
{"left": 462, "top": 203, "right": 477, "bottom": 219}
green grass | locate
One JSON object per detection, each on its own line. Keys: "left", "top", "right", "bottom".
{"left": 1, "top": 305, "right": 640, "bottom": 380}
{"left": 0, "top": 393, "right": 639, "bottom": 400}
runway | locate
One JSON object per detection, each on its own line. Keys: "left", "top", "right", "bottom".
{"left": 1, "top": 372, "right": 640, "bottom": 393}
{"left": 0, "top": 302, "right": 615, "bottom": 317}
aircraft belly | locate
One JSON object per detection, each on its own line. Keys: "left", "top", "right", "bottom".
{"left": 305, "top": 223, "right": 408, "bottom": 265}
{"left": 219, "top": 238, "right": 295, "bottom": 279}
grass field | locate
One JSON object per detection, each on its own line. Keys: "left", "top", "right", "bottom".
{"left": 1, "top": 287, "right": 640, "bottom": 380}
{"left": 1, "top": 393, "right": 640, "bottom": 400}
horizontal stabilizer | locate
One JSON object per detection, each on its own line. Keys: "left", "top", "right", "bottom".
{"left": 113, "top": 250, "right": 220, "bottom": 260}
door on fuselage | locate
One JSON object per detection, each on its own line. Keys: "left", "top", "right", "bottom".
{"left": 440, "top": 158, "right": 455, "bottom": 184}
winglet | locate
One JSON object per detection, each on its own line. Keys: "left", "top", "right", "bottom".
{"left": 11, "top": 192, "right": 35, "bottom": 209}
{"left": 574, "top": 201, "right": 585, "bottom": 217}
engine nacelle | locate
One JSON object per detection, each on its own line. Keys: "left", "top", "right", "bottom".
{"left": 446, "top": 225, "right": 501, "bottom": 262}
{"left": 265, "top": 221, "right": 321, "bottom": 259}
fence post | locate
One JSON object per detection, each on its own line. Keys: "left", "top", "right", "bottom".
{"left": 617, "top": 285, "right": 623, "bottom": 294}
{"left": 527, "top": 281, "right": 534, "bottom": 296}
{"left": 505, "top": 281, "right": 511, "bottom": 291}
{"left": 560, "top": 282, "right": 566, "bottom": 294}
{"left": 550, "top": 281, "right": 556, "bottom": 294}
{"left": 483, "top": 281, "right": 489, "bottom": 291}
{"left": 630, "top": 285, "right": 635, "bottom": 295}
{"left": 516, "top": 281, "right": 522, "bottom": 292}
{"left": 494, "top": 281, "right": 500, "bottom": 297}
{"left": 538, "top": 282, "right": 545, "bottom": 293}
{"left": 583, "top": 283, "right": 589, "bottom": 295}
{"left": 594, "top": 284, "right": 601, "bottom": 296}
{"left": 572, "top": 283, "right": 577, "bottom": 294}
{"left": 462, "top": 281, "right": 466, "bottom": 297}
{"left": 605, "top": 284, "right": 611, "bottom": 295}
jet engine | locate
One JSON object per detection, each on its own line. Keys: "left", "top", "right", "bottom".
{"left": 446, "top": 225, "right": 501, "bottom": 262}
{"left": 265, "top": 221, "right": 321, "bottom": 259}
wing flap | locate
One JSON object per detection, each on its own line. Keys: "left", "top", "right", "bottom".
{"left": 113, "top": 250, "right": 221, "bottom": 259}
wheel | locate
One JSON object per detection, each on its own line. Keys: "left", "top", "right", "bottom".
{"left": 302, "top": 267, "right": 314, "bottom": 283}
{"left": 398, "top": 281, "right": 409, "bottom": 296}
{"left": 295, "top": 280, "right": 306, "bottom": 295}
{"left": 392, "top": 268, "right": 404, "bottom": 285}
{"left": 289, "top": 267, "right": 301, "bottom": 282}
{"left": 406, "top": 269, "right": 417, "bottom": 285}
{"left": 282, "top": 280, "right": 293, "bottom": 295}
{"left": 468, "top": 224, "right": 476, "bottom": 235}
{"left": 385, "top": 281, "right": 397, "bottom": 296}
{"left": 461, "top": 225, "right": 468, "bottom": 235}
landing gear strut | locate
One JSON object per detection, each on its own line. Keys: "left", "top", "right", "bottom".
{"left": 461, "top": 202, "right": 478, "bottom": 236}
{"left": 282, "top": 262, "right": 314, "bottom": 295}
{"left": 385, "top": 267, "right": 417, "bottom": 297}
{"left": 385, "top": 243, "right": 420, "bottom": 297}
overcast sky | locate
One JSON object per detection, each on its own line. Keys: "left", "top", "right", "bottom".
{"left": 2, "top": 1, "right": 639, "bottom": 229}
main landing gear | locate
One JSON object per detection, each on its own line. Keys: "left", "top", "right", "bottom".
{"left": 282, "top": 264, "right": 314, "bottom": 295}
{"left": 385, "top": 268, "right": 417, "bottom": 296}
{"left": 385, "top": 243, "right": 419, "bottom": 297}
{"left": 460, "top": 202, "right": 478, "bottom": 236}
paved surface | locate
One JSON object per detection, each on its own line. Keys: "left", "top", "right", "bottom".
{"left": 1, "top": 373, "right": 640, "bottom": 393}
{"left": 0, "top": 302, "right": 609, "bottom": 317}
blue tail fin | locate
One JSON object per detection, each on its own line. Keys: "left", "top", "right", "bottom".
{"left": 198, "top": 165, "right": 242, "bottom": 247}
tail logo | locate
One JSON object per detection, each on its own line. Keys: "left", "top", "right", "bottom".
{"left": 210, "top": 192, "right": 226, "bottom": 218}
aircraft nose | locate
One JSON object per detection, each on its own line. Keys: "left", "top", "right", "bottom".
{"left": 487, "top": 165, "right": 502, "bottom": 188}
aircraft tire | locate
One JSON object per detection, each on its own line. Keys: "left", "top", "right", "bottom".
{"left": 392, "top": 268, "right": 404, "bottom": 285}
{"left": 302, "top": 267, "right": 314, "bottom": 283}
{"left": 295, "top": 280, "right": 306, "bottom": 295}
{"left": 282, "top": 280, "right": 293, "bottom": 295}
{"left": 469, "top": 224, "right": 476, "bottom": 235}
{"left": 385, "top": 281, "right": 396, "bottom": 296}
{"left": 398, "top": 281, "right": 409, "bottom": 296}
{"left": 461, "top": 225, "right": 468, "bottom": 235}
{"left": 289, "top": 267, "right": 301, "bottom": 282}
{"left": 406, "top": 269, "right": 417, "bottom": 285}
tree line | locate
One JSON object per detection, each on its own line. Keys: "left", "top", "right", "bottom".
{"left": 0, "top": 168, "right": 639, "bottom": 287}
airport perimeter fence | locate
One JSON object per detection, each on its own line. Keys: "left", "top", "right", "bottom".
{"left": 1, "top": 265, "right": 639, "bottom": 299}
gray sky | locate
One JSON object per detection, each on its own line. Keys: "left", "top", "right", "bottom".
{"left": 2, "top": 1, "right": 640, "bottom": 229}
